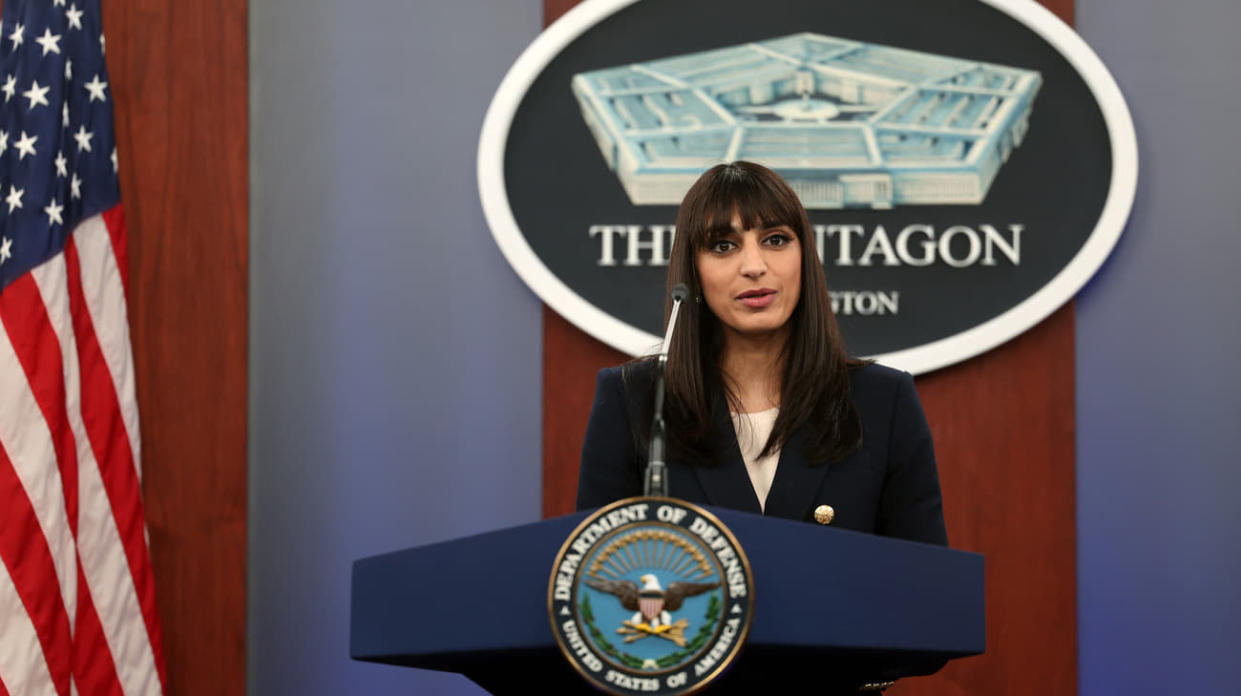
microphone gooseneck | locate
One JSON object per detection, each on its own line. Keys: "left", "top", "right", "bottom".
{"left": 646, "top": 284, "right": 688, "bottom": 497}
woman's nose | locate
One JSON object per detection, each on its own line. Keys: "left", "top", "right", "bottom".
{"left": 739, "top": 240, "right": 766, "bottom": 277}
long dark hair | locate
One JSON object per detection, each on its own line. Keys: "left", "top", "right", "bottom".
{"left": 659, "top": 161, "right": 865, "bottom": 465}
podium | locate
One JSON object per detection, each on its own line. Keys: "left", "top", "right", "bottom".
{"left": 351, "top": 508, "right": 983, "bottom": 694}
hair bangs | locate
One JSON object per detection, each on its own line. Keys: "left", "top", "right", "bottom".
{"left": 682, "top": 162, "right": 807, "bottom": 250}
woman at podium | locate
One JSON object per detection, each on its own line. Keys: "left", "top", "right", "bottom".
{"left": 576, "top": 161, "right": 947, "bottom": 547}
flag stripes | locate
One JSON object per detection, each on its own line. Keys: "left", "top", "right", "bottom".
{"left": 70, "top": 215, "right": 141, "bottom": 465}
{"left": 31, "top": 248, "right": 135, "bottom": 696}
{"left": 0, "top": 442, "right": 71, "bottom": 696}
{"left": 0, "top": 306, "right": 78, "bottom": 635}
{"left": 0, "top": 546, "right": 57, "bottom": 696}
{"left": 0, "top": 212, "right": 163, "bottom": 696}
{"left": 0, "top": 273, "right": 82, "bottom": 542}
{"left": 64, "top": 224, "right": 164, "bottom": 693}
{"left": 72, "top": 562, "right": 125, "bottom": 696}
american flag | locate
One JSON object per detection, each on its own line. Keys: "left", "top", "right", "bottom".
{"left": 0, "top": 1, "right": 165, "bottom": 694}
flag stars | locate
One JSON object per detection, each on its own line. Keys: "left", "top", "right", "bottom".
{"left": 0, "top": 237, "right": 12, "bottom": 265}
{"left": 99, "top": 33, "right": 105, "bottom": 55}
{"left": 84, "top": 74, "right": 108, "bottom": 102}
{"left": 1, "top": 74, "right": 15, "bottom": 102}
{"left": 8, "top": 22, "right": 23, "bottom": 50}
{"left": 23, "top": 80, "right": 51, "bottom": 110}
{"left": 111, "top": 147, "right": 118, "bottom": 173}
{"left": 5, "top": 185, "right": 24, "bottom": 214}
{"left": 14, "top": 131, "right": 37, "bottom": 159}
{"left": 44, "top": 199, "right": 64, "bottom": 227}
{"left": 65, "top": 59, "right": 73, "bottom": 80}
{"left": 66, "top": 5, "right": 85, "bottom": 31}
{"left": 35, "top": 28, "right": 62, "bottom": 56}
{"left": 55, "top": 152, "right": 68, "bottom": 177}
{"left": 54, "top": 0, "right": 67, "bottom": 7}
{"left": 62, "top": 103, "right": 70, "bottom": 127}
{"left": 73, "top": 125, "right": 93, "bottom": 152}
{"left": 0, "top": 129, "right": 7, "bottom": 155}
{"left": 70, "top": 174, "right": 82, "bottom": 199}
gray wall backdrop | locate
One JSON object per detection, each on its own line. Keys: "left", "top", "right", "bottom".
{"left": 1075, "top": 1, "right": 1241, "bottom": 692}
{"left": 248, "top": 1, "right": 543, "bottom": 693}
{"left": 248, "top": 1, "right": 1241, "bottom": 694}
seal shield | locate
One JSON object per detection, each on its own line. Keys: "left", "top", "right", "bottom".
{"left": 549, "top": 498, "right": 755, "bottom": 695}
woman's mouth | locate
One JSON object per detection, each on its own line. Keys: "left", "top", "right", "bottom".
{"left": 736, "top": 289, "right": 777, "bottom": 308}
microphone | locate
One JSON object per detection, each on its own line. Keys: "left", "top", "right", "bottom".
{"left": 646, "top": 283, "right": 689, "bottom": 497}
{"left": 660, "top": 284, "right": 689, "bottom": 358}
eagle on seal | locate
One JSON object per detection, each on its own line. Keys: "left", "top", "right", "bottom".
{"left": 585, "top": 574, "right": 719, "bottom": 629}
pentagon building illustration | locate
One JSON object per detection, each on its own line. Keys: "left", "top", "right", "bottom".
{"left": 571, "top": 33, "right": 1042, "bottom": 208}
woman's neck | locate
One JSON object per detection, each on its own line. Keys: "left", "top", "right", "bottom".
{"left": 720, "top": 329, "right": 788, "bottom": 413}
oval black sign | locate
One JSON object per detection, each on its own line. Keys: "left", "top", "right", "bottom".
{"left": 480, "top": 0, "right": 1136, "bottom": 373}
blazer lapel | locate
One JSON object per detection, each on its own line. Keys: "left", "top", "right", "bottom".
{"left": 763, "top": 427, "right": 831, "bottom": 520}
{"left": 690, "top": 393, "right": 764, "bottom": 515}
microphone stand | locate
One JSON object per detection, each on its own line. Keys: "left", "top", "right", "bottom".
{"left": 646, "top": 354, "right": 669, "bottom": 497}
{"left": 645, "top": 285, "right": 687, "bottom": 497}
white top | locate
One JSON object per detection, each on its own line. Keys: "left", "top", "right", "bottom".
{"left": 730, "top": 407, "right": 780, "bottom": 512}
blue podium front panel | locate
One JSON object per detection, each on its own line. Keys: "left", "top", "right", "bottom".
{"left": 351, "top": 507, "right": 983, "bottom": 669}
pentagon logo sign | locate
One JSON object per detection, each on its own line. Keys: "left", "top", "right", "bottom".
{"left": 549, "top": 499, "right": 754, "bottom": 695}
{"left": 571, "top": 32, "right": 1042, "bottom": 209}
{"left": 479, "top": 0, "right": 1138, "bottom": 375}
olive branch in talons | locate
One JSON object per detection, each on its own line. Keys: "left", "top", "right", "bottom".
{"left": 581, "top": 594, "right": 646, "bottom": 670}
{"left": 654, "top": 593, "right": 720, "bottom": 669}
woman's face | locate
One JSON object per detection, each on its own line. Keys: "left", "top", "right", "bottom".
{"left": 695, "top": 213, "right": 802, "bottom": 342}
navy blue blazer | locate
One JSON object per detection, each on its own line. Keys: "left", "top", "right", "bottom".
{"left": 576, "top": 361, "right": 948, "bottom": 547}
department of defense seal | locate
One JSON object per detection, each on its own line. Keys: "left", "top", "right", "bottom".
{"left": 549, "top": 498, "right": 755, "bottom": 695}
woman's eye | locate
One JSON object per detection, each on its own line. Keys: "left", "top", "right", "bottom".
{"left": 764, "top": 233, "right": 791, "bottom": 247}
{"left": 709, "top": 240, "right": 735, "bottom": 253}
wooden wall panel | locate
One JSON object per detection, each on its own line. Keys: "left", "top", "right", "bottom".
{"left": 543, "top": 306, "right": 627, "bottom": 517}
{"left": 103, "top": 1, "right": 248, "bottom": 694}
{"left": 542, "top": 1, "right": 1077, "bottom": 694}
{"left": 891, "top": 304, "right": 1077, "bottom": 696}
{"left": 544, "top": 0, "right": 579, "bottom": 24}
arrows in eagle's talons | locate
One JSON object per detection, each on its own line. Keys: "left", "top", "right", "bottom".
{"left": 617, "top": 618, "right": 690, "bottom": 646}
